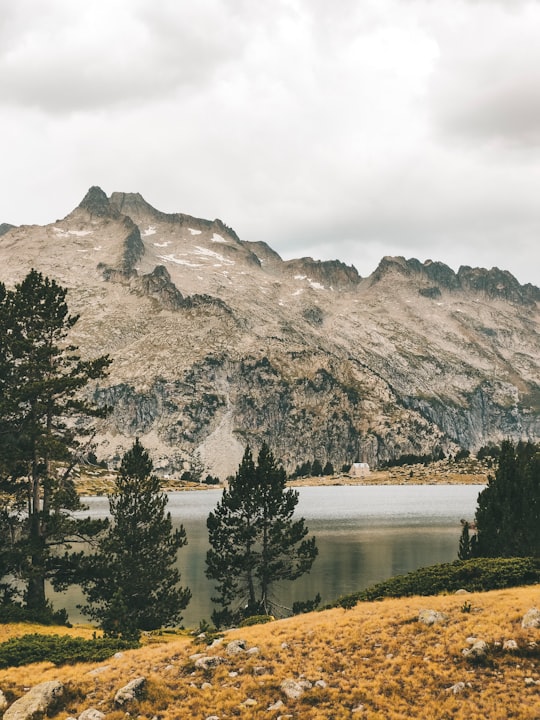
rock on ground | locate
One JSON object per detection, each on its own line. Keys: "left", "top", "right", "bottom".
{"left": 114, "top": 677, "right": 146, "bottom": 706}
{"left": 78, "top": 709, "right": 106, "bottom": 720}
{"left": 522, "top": 608, "right": 540, "bottom": 629}
{"left": 280, "top": 679, "right": 313, "bottom": 700}
{"left": 3, "top": 681, "right": 64, "bottom": 720}
{"left": 418, "top": 609, "right": 449, "bottom": 626}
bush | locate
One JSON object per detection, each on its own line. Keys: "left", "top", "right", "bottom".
{"left": 239, "top": 614, "right": 274, "bottom": 627}
{"left": 0, "top": 634, "right": 139, "bottom": 668}
{"left": 0, "top": 602, "right": 70, "bottom": 626}
{"left": 327, "top": 557, "right": 540, "bottom": 609}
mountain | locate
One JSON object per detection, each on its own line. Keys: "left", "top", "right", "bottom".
{"left": 1, "top": 186, "right": 539, "bottom": 478}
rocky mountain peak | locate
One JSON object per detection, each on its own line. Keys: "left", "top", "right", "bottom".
{"left": 77, "top": 186, "right": 118, "bottom": 219}
{"left": 457, "top": 266, "right": 540, "bottom": 305}
{"left": 109, "top": 191, "right": 161, "bottom": 221}
{"left": 0, "top": 223, "right": 15, "bottom": 237}
{"left": 283, "top": 257, "right": 360, "bottom": 289}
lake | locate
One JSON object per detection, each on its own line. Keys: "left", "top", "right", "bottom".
{"left": 57, "top": 484, "right": 482, "bottom": 627}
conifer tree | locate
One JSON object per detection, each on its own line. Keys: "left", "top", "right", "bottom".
{"left": 206, "top": 443, "right": 318, "bottom": 626}
{"left": 80, "top": 440, "right": 191, "bottom": 638}
{"left": 470, "top": 440, "right": 540, "bottom": 558}
{"left": 0, "top": 270, "right": 110, "bottom": 612}
{"left": 458, "top": 521, "right": 472, "bottom": 560}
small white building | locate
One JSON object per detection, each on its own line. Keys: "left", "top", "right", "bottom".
{"left": 350, "top": 462, "right": 370, "bottom": 478}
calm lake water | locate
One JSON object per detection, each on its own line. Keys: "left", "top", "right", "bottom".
{"left": 56, "top": 484, "right": 482, "bottom": 627}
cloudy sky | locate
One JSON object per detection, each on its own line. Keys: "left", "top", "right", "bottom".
{"left": 1, "top": 0, "right": 539, "bottom": 285}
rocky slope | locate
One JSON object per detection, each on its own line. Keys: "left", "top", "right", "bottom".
{"left": 1, "top": 186, "right": 539, "bottom": 477}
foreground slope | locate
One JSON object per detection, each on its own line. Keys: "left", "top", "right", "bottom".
{"left": 1, "top": 187, "right": 539, "bottom": 476}
{"left": 0, "top": 587, "right": 539, "bottom": 719}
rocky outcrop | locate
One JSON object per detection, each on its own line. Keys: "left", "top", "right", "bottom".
{"left": 78, "top": 186, "right": 119, "bottom": 219}
{"left": 284, "top": 257, "right": 360, "bottom": 289}
{"left": 0, "top": 223, "right": 15, "bottom": 237}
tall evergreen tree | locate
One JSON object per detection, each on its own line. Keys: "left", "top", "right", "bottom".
{"left": 206, "top": 443, "right": 318, "bottom": 626}
{"left": 80, "top": 440, "right": 191, "bottom": 638}
{"left": 471, "top": 440, "right": 540, "bottom": 558}
{"left": 0, "top": 270, "right": 110, "bottom": 611}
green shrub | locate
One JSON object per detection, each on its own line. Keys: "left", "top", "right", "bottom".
{"left": 0, "top": 634, "right": 139, "bottom": 668}
{"left": 327, "top": 557, "right": 540, "bottom": 610}
{"left": 239, "top": 614, "right": 274, "bottom": 627}
{"left": 0, "top": 602, "right": 70, "bottom": 626}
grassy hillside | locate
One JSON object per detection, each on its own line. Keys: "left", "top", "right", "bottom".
{"left": 0, "top": 586, "right": 538, "bottom": 719}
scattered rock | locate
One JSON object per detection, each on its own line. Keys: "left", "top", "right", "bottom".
{"left": 114, "top": 677, "right": 146, "bottom": 707}
{"left": 446, "top": 682, "right": 466, "bottom": 695}
{"left": 315, "top": 680, "right": 328, "bottom": 689}
{"left": 352, "top": 705, "right": 365, "bottom": 713}
{"left": 268, "top": 700, "right": 285, "bottom": 711}
{"left": 462, "top": 640, "right": 488, "bottom": 661}
{"left": 242, "top": 698, "right": 257, "bottom": 707}
{"left": 4, "top": 681, "right": 64, "bottom": 720}
{"left": 195, "top": 656, "right": 225, "bottom": 670}
{"left": 253, "top": 666, "right": 269, "bottom": 676}
{"left": 418, "top": 609, "right": 449, "bottom": 626}
{"left": 87, "top": 666, "right": 110, "bottom": 676}
{"left": 247, "top": 646, "right": 260, "bottom": 656}
{"left": 201, "top": 682, "right": 213, "bottom": 690}
{"left": 281, "top": 678, "right": 313, "bottom": 700}
{"left": 503, "top": 639, "right": 518, "bottom": 651}
{"left": 522, "top": 608, "right": 540, "bottom": 629}
{"left": 226, "top": 640, "right": 247, "bottom": 655}
{"left": 79, "top": 708, "right": 106, "bottom": 720}
{"left": 205, "top": 716, "right": 220, "bottom": 720}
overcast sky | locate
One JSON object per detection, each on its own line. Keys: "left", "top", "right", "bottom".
{"left": 1, "top": 0, "right": 539, "bottom": 286}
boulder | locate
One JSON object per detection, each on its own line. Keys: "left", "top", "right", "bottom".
{"left": 522, "top": 608, "right": 540, "bottom": 629}
{"left": 195, "top": 655, "right": 225, "bottom": 670}
{"left": 0, "top": 691, "right": 8, "bottom": 713}
{"left": 462, "top": 639, "right": 488, "bottom": 661}
{"left": 226, "top": 640, "right": 247, "bottom": 655}
{"left": 79, "top": 709, "right": 106, "bottom": 720}
{"left": 280, "top": 678, "right": 312, "bottom": 700}
{"left": 114, "top": 676, "right": 146, "bottom": 706}
{"left": 418, "top": 609, "right": 449, "bottom": 626}
{"left": 503, "top": 639, "right": 518, "bottom": 651}
{"left": 446, "top": 682, "right": 466, "bottom": 694}
{"left": 4, "top": 681, "right": 64, "bottom": 720}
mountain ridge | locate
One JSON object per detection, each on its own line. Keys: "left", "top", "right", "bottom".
{"left": 1, "top": 187, "right": 538, "bottom": 478}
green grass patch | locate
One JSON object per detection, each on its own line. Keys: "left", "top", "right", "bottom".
{"left": 0, "top": 633, "right": 139, "bottom": 668}
{"left": 327, "top": 557, "right": 540, "bottom": 609}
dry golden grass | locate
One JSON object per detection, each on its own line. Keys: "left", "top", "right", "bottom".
{"left": 0, "top": 586, "right": 539, "bottom": 719}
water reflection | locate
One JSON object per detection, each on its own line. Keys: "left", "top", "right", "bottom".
{"left": 56, "top": 485, "right": 481, "bottom": 627}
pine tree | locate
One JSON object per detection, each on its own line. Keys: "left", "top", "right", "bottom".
{"left": 80, "top": 440, "right": 191, "bottom": 638}
{"left": 458, "top": 521, "right": 472, "bottom": 560}
{"left": 206, "top": 443, "right": 318, "bottom": 626}
{"left": 471, "top": 440, "right": 540, "bottom": 558}
{"left": 0, "top": 270, "right": 110, "bottom": 612}
{"left": 323, "top": 461, "right": 334, "bottom": 476}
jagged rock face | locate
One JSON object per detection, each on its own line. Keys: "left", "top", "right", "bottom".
{"left": 1, "top": 187, "right": 539, "bottom": 478}
{"left": 0, "top": 223, "right": 15, "bottom": 237}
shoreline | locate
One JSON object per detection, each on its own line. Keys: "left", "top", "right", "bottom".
{"left": 74, "top": 467, "right": 489, "bottom": 495}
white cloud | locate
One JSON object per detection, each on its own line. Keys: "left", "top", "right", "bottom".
{"left": 0, "top": 0, "right": 539, "bottom": 286}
